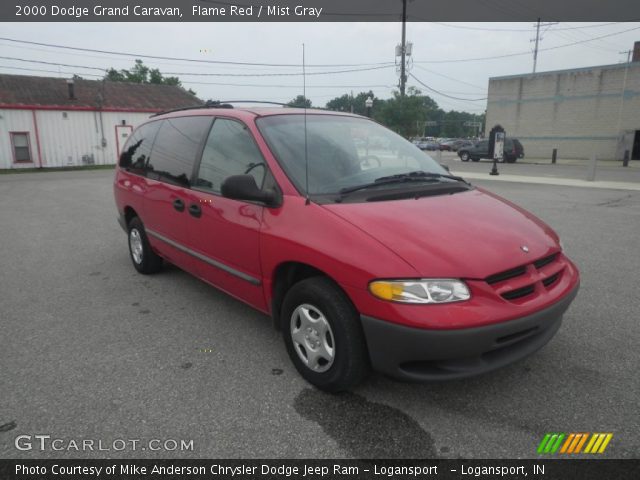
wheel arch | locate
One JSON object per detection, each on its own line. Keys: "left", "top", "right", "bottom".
{"left": 270, "top": 261, "right": 353, "bottom": 331}
{"left": 123, "top": 206, "right": 139, "bottom": 227}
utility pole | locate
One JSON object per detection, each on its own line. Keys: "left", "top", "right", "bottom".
{"left": 400, "top": 0, "right": 407, "bottom": 96}
{"left": 532, "top": 18, "right": 558, "bottom": 73}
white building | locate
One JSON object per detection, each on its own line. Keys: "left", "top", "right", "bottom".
{"left": 0, "top": 74, "right": 201, "bottom": 169}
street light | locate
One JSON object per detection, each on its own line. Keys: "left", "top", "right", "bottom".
{"left": 365, "top": 96, "right": 373, "bottom": 117}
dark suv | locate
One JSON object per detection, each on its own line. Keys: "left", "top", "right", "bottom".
{"left": 458, "top": 138, "right": 524, "bottom": 163}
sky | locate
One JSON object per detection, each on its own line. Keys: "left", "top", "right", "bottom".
{"left": 1, "top": 22, "right": 639, "bottom": 114}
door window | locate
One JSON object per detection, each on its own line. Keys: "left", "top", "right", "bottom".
{"left": 146, "top": 116, "right": 212, "bottom": 187}
{"left": 195, "top": 118, "right": 266, "bottom": 193}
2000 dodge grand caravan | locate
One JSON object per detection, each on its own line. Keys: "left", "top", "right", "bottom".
{"left": 114, "top": 105, "right": 580, "bottom": 392}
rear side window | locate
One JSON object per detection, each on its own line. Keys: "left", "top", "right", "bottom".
{"left": 146, "top": 116, "right": 212, "bottom": 187}
{"left": 119, "top": 121, "right": 161, "bottom": 175}
{"left": 194, "top": 118, "right": 266, "bottom": 193}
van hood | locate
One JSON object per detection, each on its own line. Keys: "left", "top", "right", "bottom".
{"left": 322, "top": 188, "right": 559, "bottom": 279}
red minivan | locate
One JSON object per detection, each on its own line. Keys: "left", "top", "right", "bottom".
{"left": 114, "top": 105, "right": 579, "bottom": 392}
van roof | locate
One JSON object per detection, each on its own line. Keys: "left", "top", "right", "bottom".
{"left": 151, "top": 105, "right": 362, "bottom": 122}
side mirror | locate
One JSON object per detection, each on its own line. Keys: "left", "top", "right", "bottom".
{"left": 221, "top": 175, "right": 280, "bottom": 207}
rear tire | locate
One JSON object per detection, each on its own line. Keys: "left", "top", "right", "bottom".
{"left": 281, "top": 277, "right": 369, "bottom": 392}
{"left": 128, "top": 217, "right": 163, "bottom": 274}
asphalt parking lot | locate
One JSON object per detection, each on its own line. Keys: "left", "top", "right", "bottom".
{"left": 0, "top": 168, "right": 638, "bottom": 459}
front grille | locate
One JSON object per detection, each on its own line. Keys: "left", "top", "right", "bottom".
{"left": 485, "top": 251, "right": 564, "bottom": 303}
{"left": 534, "top": 253, "right": 558, "bottom": 269}
{"left": 486, "top": 265, "right": 527, "bottom": 285}
{"left": 542, "top": 272, "right": 560, "bottom": 287}
{"left": 501, "top": 285, "right": 535, "bottom": 300}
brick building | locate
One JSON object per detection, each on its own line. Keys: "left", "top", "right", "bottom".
{"left": 485, "top": 46, "right": 640, "bottom": 161}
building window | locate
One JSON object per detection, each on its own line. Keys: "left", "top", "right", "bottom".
{"left": 10, "top": 132, "right": 33, "bottom": 163}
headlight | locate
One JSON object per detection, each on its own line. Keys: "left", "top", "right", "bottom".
{"left": 369, "top": 279, "right": 471, "bottom": 304}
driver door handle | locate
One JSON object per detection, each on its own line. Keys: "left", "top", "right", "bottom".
{"left": 188, "top": 203, "right": 202, "bottom": 218}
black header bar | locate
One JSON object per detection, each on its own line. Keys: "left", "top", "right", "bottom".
{"left": 3, "top": 1, "right": 640, "bottom": 22}
{"left": 1, "top": 459, "right": 639, "bottom": 480}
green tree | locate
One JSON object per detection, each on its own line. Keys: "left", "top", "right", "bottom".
{"left": 287, "top": 95, "right": 312, "bottom": 108}
{"left": 325, "top": 91, "right": 381, "bottom": 116}
{"left": 104, "top": 59, "right": 197, "bottom": 96}
{"left": 373, "top": 87, "right": 440, "bottom": 138}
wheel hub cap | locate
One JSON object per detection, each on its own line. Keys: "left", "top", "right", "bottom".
{"left": 290, "top": 304, "right": 335, "bottom": 373}
{"left": 129, "top": 229, "right": 143, "bottom": 264}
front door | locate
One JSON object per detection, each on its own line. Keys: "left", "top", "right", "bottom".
{"left": 187, "top": 117, "right": 268, "bottom": 310}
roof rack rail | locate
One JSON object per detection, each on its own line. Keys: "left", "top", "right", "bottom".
{"left": 216, "top": 100, "right": 289, "bottom": 107}
{"left": 150, "top": 100, "right": 234, "bottom": 118}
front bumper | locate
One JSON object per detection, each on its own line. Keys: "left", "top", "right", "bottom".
{"left": 361, "top": 282, "right": 579, "bottom": 381}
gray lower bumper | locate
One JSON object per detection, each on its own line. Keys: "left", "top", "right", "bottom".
{"left": 361, "top": 283, "right": 579, "bottom": 382}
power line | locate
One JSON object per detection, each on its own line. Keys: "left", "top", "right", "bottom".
{"left": 413, "top": 65, "right": 486, "bottom": 91}
{"left": 0, "top": 65, "right": 104, "bottom": 77}
{"left": 0, "top": 64, "right": 397, "bottom": 90}
{"left": 409, "top": 73, "right": 487, "bottom": 101}
{"left": 0, "top": 56, "right": 395, "bottom": 77}
{"left": 0, "top": 56, "right": 106, "bottom": 72}
{"left": 162, "top": 65, "right": 395, "bottom": 77}
{"left": 413, "top": 25, "right": 640, "bottom": 63}
{"left": 0, "top": 36, "right": 395, "bottom": 69}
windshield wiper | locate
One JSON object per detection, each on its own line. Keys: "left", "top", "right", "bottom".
{"left": 375, "top": 170, "right": 469, "bottom": 184}
{"left": 339, "top": 170, "right": 469, "bottom": 195}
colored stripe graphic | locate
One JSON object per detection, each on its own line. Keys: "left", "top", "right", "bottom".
{"left": 538, "top": 433, "right": 565, "bottom": 454}
{"left": 539, "top": 433, "right": 613, "bottom": 454}
{"left": 585, "top": 433, "right": 614, "bottom": 454}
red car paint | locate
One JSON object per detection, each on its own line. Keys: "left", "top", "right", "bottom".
{"left": 114, "top": 107, "right": 580, "bottom": 383}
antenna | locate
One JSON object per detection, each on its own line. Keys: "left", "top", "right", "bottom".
{"left": 303, "top": 43, "right": 310, "bottom": 205}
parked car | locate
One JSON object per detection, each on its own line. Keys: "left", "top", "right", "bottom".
{"left": 458, "top": 138, "right": 525, "bottom": 163}
{"left": 416, "top": 139, "right": 439, "bottom": 151}
{"left": 450, "top": 139, "right": 474, "bottom": 152}
{"left": 438, "top": 139, "right": 455, "bottom": 151}
{"left": 114, "top": 106, "right": 578, "bottom": 392}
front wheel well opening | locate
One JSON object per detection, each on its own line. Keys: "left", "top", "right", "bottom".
{"left": 271, "top": 262, "right": 334, "bottom": 330}
{"left": 124, "top": 206, "right": 138, "bottom": 227}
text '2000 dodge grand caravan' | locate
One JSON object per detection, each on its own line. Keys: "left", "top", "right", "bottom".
{"left": 113, "top": 105, "right": 580, "bottom": 392}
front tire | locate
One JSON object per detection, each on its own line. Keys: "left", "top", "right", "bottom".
{"left": 281, "top": 277, "right": 369, "bottom": 392}
{"left": 460, "top": 152, "right": 470, "bottom": 162}
{"left": 128, "top": 217, "right": 163, "bottom": 274}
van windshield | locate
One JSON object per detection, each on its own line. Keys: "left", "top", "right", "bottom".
{"left": 256, "top": 114, "right": 451, "bottom": 197}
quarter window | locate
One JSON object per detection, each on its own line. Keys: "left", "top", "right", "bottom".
{"left": 119, "top": 120, "right": 161, "bottom": 175}
{"left": 146, "top": 116, "right": 212, "bottom": 187}
{"left": 10, "top": 132, "right": 32, "bottom": 163}
{"left": 195, "top": 118, "right": 266, "bottom": 193}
